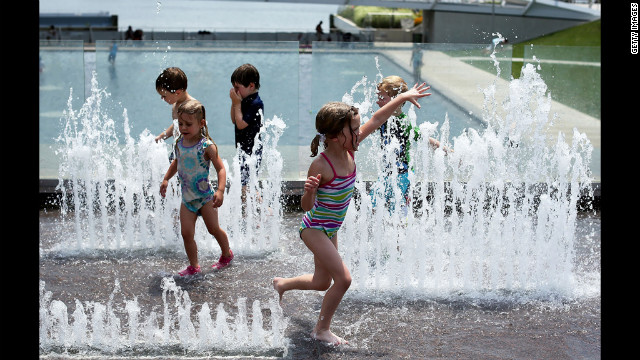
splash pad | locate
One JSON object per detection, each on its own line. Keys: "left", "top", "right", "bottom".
{"left": 41, "top": 72, "right": 289, "bottom": 357}
{"left": 39, "top": 54, "right": 599, "bottom": 358}
{"left": 341, "top": 60, "right": 595, "bottom": 300}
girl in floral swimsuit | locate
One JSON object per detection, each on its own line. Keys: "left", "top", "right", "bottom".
{"left": 160, "top": 99, "right": 234, "bottom": 277}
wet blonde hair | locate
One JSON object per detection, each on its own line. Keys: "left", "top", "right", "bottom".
{"left": 175, "top": 99, "right": 217, "bottom": 152}
{"left": 377, "top": 75, "right": 408, "bottom": 101}
{"left": 310, "top": 101, "right": 359, "bottom": 157}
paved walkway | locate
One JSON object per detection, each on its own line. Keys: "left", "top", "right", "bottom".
{"left": 382, "top": 49, "right": 601, "bottom": 181}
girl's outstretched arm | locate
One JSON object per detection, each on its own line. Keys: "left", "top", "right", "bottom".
{"left": 359, "top": 82, "right": 431, "bottom": 142}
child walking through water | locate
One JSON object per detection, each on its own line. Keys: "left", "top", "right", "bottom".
{"left": 160, "top": 99, "right": 234, "bottom": 276}
{"left": 273, "top": 82, "right": 431, "bottom": 345}
{"left": 373, "top": 75, "right": 449, "bottom": 212}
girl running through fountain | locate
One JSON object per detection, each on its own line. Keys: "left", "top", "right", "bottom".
{"left": 159, "top": 99, "right": 234, "bottom": 276}
{"left": 372, "top": 75, "right": 450, "bottom": 213}
{"left": 272, "top": 82, "right": 431, "bottom": 346}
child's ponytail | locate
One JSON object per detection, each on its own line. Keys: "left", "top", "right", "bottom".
{"left": 310, "top": 133, "right": 326, "bottom": 157}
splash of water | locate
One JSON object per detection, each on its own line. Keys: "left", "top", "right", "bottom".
{"left": 218, "top": 111, "right": 286, "bottom": 255}
{"left": 489, "top": 32, "right": 506, "bottom": 77}
{"left": 46, "top": 68, "right": 288, "bottom": 357}
{"left": 39, "top": 279, "right": 288, "bottom": 356}
{"left": 53, "top": 72, "right": 284, "bottom": 256}
{"left": 54, "top": 72, "right": 179, "bottom": 251}
{"left": 339, "top": 62, "right": 594, "bottom": 301}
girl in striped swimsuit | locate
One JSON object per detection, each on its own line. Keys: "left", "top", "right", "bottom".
{"left": 273, "top": 82, "right": 431, "bottom": 346}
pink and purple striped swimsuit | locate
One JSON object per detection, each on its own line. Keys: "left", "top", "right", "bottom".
{"left": 299, "top": 151, "right": 356, "bottom": 239}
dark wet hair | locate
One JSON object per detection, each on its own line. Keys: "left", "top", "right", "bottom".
{"left": 230, "top": 63, "right": 260, "bottom": 90}
{"left": 156, "top": 67, "right": 188, "bottom": 93}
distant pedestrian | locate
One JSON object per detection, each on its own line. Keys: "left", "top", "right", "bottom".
{"left": 125, "top": 26, "right": 134, "bottom": 40}
{"left": 316, "top": 21, "right": 324, "bottom": 41}
{"left": 46, "top": 25, "right": 57, "bottom": 42}
{"left": 108, "top": 42, "right": 118, "bottom": 64}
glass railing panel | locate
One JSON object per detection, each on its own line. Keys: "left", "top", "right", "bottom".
{"left": 39, "top": 40, "right": 85, "bottom": 179}
{"left": 310, "top": 41, "right": 500, "bottom": 180}
{"left": 523, "top": 45, "right": 601, "bottom": 181}
{"left": 418, "top": 42, "right": 513, "bottom": 128}
{"left": 94, "top": 40, "right": 300, "bottom": 180}
{"left": 523, "top": 45, "right": 600, "bottom": 120}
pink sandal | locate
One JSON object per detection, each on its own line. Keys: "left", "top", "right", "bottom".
{"left": 211, "top": 250, "right": 234, "bottom": 270}
{"left": 178, "top": 265, "right": 201, "bottom": 276}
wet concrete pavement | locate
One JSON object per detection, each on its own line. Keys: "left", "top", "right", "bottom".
{"left": 39, "top": 209, "right": 601, "bottom": 359}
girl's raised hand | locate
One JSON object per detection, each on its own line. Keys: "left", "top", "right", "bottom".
{"left": 405, "top": 82, "right": 431, "bottom": 109}
{"left": 304, "top": 174, "right": 322, "bottom": 193}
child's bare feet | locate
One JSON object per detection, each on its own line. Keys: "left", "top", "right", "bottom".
{"left": 311, "top": 328, "right": 348, "bottom": 346}
{"left": 272, "top": 277, "right": 285, "bottom": 302}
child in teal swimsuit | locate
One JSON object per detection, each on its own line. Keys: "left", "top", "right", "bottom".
{"left": 160, "top": 99, "right": 234, "bottom": 277}
{"left": 373, "top": 75, "right": 449, "bottom": 213}
{"left": 273, "top": 82, "right": 431, "bottom": 346}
